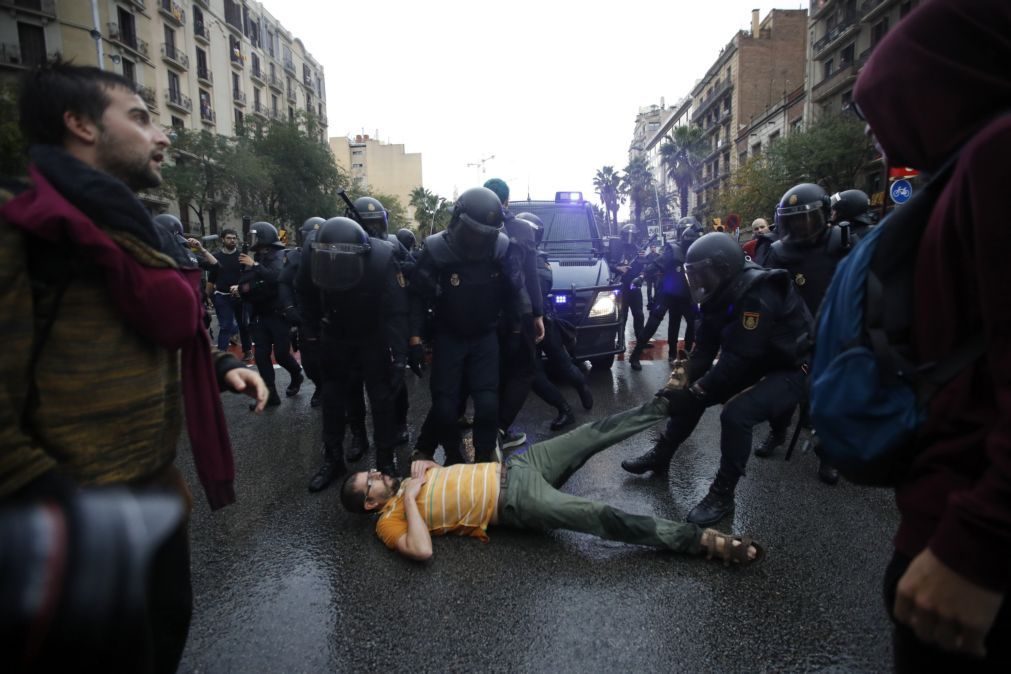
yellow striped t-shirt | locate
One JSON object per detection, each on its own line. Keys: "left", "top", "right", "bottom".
{"left": 375, "top": 463, "right": 500, "bottom": 549}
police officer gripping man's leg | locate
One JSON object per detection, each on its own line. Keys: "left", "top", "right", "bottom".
{"left": 409, "top": 187, "right": 532, "bottom": 464}
{"left": 295, "top": 217, "right": 410, "bottom": 491}
{"left": 238, "top": 221, "right": 304, "bottom": 406}
{"left": 622, "top": 233, "right": 813, "bottom": 526}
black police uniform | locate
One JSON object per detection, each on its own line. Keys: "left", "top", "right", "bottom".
{"left": 240, "top": 245, "right": 303, "bottom": 402}
{"left": 623, "top": 263, "right": 812, "bottom": 524}
{"left": 629, "top": 241, "right": 696, "bottom": 368}
{"left": 409, "top": 230, "right": 529, "bottom": 463}
{"left": 497, "top": 210, "right": 544, "bottom": 436}
{"left": 616, "top": 243, "right": 646, "bottom": 341}
{"left": 278, "top": 239, "right": 323, "bottom": 402}
{"left": 531, "top": 249, "right": 593, "bottom": 429}
{"left": 296, "top": 230, "right": 408, "bottom": 479}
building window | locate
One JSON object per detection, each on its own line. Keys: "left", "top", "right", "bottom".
{"left": 871, "top": 18, "right": 889, "bottom": 47}
{"left": 234, "top": 109, "right": 244, "bottom": 131}
{"left": 164, "top": 25, "right": 175, "bottom": 50}
{"left": 271, "top": 94, "right": 278, "bottom": 114}
{"left": 17, "top": 22, "right": 46, "bottom": 67}
{"left": 352, "top": 150, "right": 363, "bottom": 156}
{"left": 171, "top": 116, "right": 184, "bottom": 129}
{"left": 117, "top": 7, "right": 137, "bottom": 47}
{"left": 168, "top": 70, "right": 181, "bottom": 97}
{"left": 841, "top": 43, "right": 855, "bottom": 67}
{"left": 288, "top": 106, "right": 294, "bottom": 121}
{"left": 824, "top": 58, "right": 834, "bottom": 80}
{"left": 841, "top": 90, "right": 853, "bottom": 111}
{"left": 769, "top": 130, "right": 781, "bottom": 145}
{"left": 122, "top": 57, "right": 135, "bottom": 84}
{"left": 739, "top": 150, "right": 748, "bottom": 165}
{"left": 752, "top": 141, "right": 762, "bottom": 156}
{"left": 254, "top": 88, "right": 261, "bottom": 106}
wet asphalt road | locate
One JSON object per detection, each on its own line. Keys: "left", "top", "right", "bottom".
{"left": 177, "top": 321, "right": 899, "bottom": 673}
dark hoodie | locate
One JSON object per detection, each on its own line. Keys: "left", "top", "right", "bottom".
{"left": 853, "top": 0, "right": 1011, "bottom": 592}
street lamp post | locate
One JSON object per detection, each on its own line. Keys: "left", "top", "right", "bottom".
{"left": 430, "top": 198, "right": 446, "bottom": 237}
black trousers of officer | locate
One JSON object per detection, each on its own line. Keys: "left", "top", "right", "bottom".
{"left": 498, "top": 317, "right": 537, "bottom": 432}
{"left": 320, "top": 330, "right": 398, "bottom": 465}
{"left": 346, "top": 368, "right": 408, "bottom": 431}
{"left": 532, "top": 316, "right": 586, "bottom": 411}
{"left": 430, "top": 330, "right": 500, "bottom": 462}
{"left": 662, "top": 369, "right": 805, "bottom": 481}
{"left": 621, "top": 286, "right": 645, "bottom": 340}
{"left": 639, "top": 293, "right": 696, "bottom": 352}
{"left": 251, "top": 312, "right": 301, "bottom": 390}
{"left": 299, "top": 324, "right": 322, "bottom": 386}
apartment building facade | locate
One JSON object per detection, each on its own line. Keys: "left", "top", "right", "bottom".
{"left": 1, "top": 0, "right": 327, "bottom": 228}
{"left": 629, "top": 96, "right": 693, "bottom": 224}
{"left": 330, "top": 134, "right": 423, "bottom": 223}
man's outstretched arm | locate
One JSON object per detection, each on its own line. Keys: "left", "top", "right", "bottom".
{"left": 395, "top": 474, "right": 432, "bottom": 561}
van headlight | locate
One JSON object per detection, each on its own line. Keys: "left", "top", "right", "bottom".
{"left": 588, "top": 291, "right": 618, "bottom": 319}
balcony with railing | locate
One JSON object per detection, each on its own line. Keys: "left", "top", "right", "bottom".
{"left": 127, "top": 0, "right": 145, "bottom": 9}
{"left": 230, "top": 48, "right": 244, "bottom": 69}
{"left": 232, "top": 89, "right": 247, "bottom": 106}
{"left": 200, "top": 103, "right": 215, "bottom": 125}
{"left": 282, "top": 57, "right": 295, "bottom": 75}
{"left": 158, "top": 0, "right": 185, "bottom": 26}
{"left": 286, "top": 86, "right": 296, "bottom": 103}
{"left": 812, "top": 61, "right": 858, "bottom": 102}
{"left": 161, "top": 43, "right": 189, "bottom": 70}
{"left": 196, "top": 66, "right": 212, "bottom": 86}
{"left": 108, "top": 23, "right": 149, "bottom": 58}
{"left": 0, "top": 0, "right": 57, "bottom": 17}
{"left": 691, "top": 78, "right": 733, "bottom": 122}
{"left": 194, "top": 20, "right": 210, "bottom": 44}
{"left": 250, "top": 65, "right": 265, "bottom": 85}
{"left": 813, "top": 12, "right": 858, "bottom": 57}
{"left": 137, "top": 85, "right": 157, "bottom": 109}
{"left": 224, "top": 3, "right": 244, "bottom": 35}
{"left": 252, "top": 101, "right": 268, "bottom": 118}
{"left": 165, "top": 88, "right": 192, "bottom": 113}
{"left": 302, "top": 72, "right": 313, "bottom": 87}
{"left": 859, "top": 0, "right": 893, "bottom": 21}
{"left": 267, "top": 72, "right": 283, "bottom": 91}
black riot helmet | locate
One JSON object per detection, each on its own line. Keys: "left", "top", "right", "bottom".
{"left": 299, "top": 216, "right": 325, "bottom": 246}
{"left": 679, "top": 221, "right": 702, "bottom": 253}
{"left": 775, "top": 183, "right": 831, "bottom": 247}
{"left": 676, "top": 216, "right": 701, "bottom": 240}
{"left": 514, "top": 211, "right": 544, "bottom": 246}
{"left": 349, "top": 196, "right": 389, "bottom": 238}
{"left": 310, "top": 217, "right": 372, "bottom": 291}
{"left": 153, "top": 213, "right": 184, "bottom": 237}
{"left": 249, "top": 221, "right": 282, "bottom": 250}
{"left": 684, "top": 232, "right": 746, "bottom": 306}
{"left": 447, "top": 186, "right": 505, "bottom": 261}
{"left": 830, "top": 189, "right": 874, "bottom": 225}
{"left": 396, "top": 227, "right": 417, "bottom": 251}
{"left": 620, "top": 224, "right": 638, "bottom": 247}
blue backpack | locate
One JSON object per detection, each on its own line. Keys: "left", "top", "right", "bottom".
{"left": 809, "top": 158, "right": 984, "bottom": 486}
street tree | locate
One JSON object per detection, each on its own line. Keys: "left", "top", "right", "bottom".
{"left": 159, "top": 128, "right": 236, "bottom": 234}
{"left": 620, "top": 156, "right": 655, "bottom": 229}
{"left": 593, "top": 166, "right": 622, "bottom": 235}
{"left": 659, "top": 125, "right": 707, "bottom": 218}
{"left": 409, "top": 186, "right": 451, "bottom": 237}
{"left": 0, "top": 83, "right": 26, "bottom": 178}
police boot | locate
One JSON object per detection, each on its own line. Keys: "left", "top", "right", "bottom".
{"left": 621, "top": 433, "right": 677, "bottom": 475}
{"left": 346, "top": 425, "right": 369, "bottom": 463}
{"left": 577, "top": 382, "right": 594, "bottom": 410}
{"left": 285, "top": 369, "right": 304, "bottom": 397}
{"left": 308, "top": 446, "right": 346, "bottom": 493}
{"left": 550, "top": 404, "right": 576, "bottom": 431}
{"left": 817, "top": 458, "right": 840, "bottom": 486}
{"left": 376, "top": 446, "right": 397, "bottom": 478}
{"left": 628, "top": 346, "right": 644, "bottom": 372}
{"left": 754, "top": 430, "right": 787, "bottom": 458}
{"left": 266, "top": 387, "right": 282, "bottom": 407}
{"left": 686, "top": 473, "right": 738, "bottom": 527}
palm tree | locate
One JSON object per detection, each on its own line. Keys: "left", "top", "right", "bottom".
{"left": 659, "top": 125, "right": 707, "bottom": 218}
{"left": 620, "top": 156, "right": 655, "bottom": 229}
{"left": 593, "top": 166, "right": 622, "bottom": 235}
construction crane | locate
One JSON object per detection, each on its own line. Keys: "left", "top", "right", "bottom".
{"left": 465, "top": 154, "right": 496, "bottom": 175}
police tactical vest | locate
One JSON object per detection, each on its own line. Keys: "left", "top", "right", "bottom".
{"left": 425, "top": 231, "right": 510, "bottom": 336}
{"left": 769, "top": 228, "right": 847, "bottom": 315}
{"left": 321, "top": 237, "right": 395, "bottom": 337}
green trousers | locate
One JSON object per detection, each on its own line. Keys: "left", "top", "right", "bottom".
{"left": 498, "top": 398, "right": 702, "bottom": 554}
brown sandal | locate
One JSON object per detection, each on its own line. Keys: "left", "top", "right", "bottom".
{"left": 699, "top": 528, "right": 765, "bottom": 566}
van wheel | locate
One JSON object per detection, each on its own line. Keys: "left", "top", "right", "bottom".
{"left": 589, "top": 355, "right": 615, "bottom": 371}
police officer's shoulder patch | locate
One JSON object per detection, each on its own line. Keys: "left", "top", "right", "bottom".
{"left": 449, "top": 272, "right": 460, "bottom": 287}
{"left": 742, "top": 311, "right": 760, "bottom": 330}
{"left": 396, "top": 271, "right": 407, "bottom": 288}
{"left": 795, "top": 273, "right": 807, "bottom": 286}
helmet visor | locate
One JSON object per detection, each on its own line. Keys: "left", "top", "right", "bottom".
{"left": 358, "top": 213, "right": 388, "bottom": 238}
{"left": 684, "top": 258, "right": 724, "bottom": 306}
{"left": 310, "top": 241, "right": 368, "bottom": 290}
{"left": 776, "top": 203, "right": 826, "bottom": 245}
{"left": 451, "top": 214, "right": 500, "bottom": 261}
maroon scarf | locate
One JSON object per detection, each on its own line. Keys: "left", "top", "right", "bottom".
{"left": 2, "top": 166, "right": 236, "bottom": 509}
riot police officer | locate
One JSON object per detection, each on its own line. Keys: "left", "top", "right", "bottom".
{"left": 758, "top": 183, "right": 850, "bottom": 484}
{"left": 830, "top": 188, "right": 877, "bottom": 243}
{"left": 628, "top": 217, "right": 700, "bottom": 370}
{"left": 396, "top": 227, "right": 418, "bottom": 254}
{"left": 296, "top": 216, "right": 408, "bottom": 490}
{"left": 345, "top": 195, "right": 414, "bottom": 451}
{"left": 615, "top": 224, "right": 646, "bottom": 343}
{"left": 238, "top": 221, "right": 303, "bottom": 406}
{"left": 279, "top": 216, "right": 325, "bottom": 407}
{"left": 621, "top": 233, "right": 812, "bottom": 526}
{"left": 409, "top": 186, "right": 530, "bottom": 464}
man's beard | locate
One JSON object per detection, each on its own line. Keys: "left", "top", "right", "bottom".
{"left": 96, "top": 127, "right": 162, "bottom": 192}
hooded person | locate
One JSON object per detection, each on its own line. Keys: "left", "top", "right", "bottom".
{"left": 852, "top": 0, "right": 1011, "bottom": 667}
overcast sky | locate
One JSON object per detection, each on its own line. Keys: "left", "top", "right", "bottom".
{"left": 266, "top": 1, "right": 808, "bottom": 205}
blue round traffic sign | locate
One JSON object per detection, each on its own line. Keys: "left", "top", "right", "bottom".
{"left": 890, "top": 179, "right": 913, "bottom": 204}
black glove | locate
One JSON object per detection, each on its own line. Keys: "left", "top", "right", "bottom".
{"left": 389, "top": 360, "right": 406, "bottom": 393}
{"left": 655, "top": 386, "right": 705, "bottom": 417}
{"left": 408, "top": 343, "right": 425, "bottom": 377}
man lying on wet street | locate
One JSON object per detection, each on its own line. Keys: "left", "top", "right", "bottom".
{"left": 339, "top": 396, "right": 762, "bottom": 566}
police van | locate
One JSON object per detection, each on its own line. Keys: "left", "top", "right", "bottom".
{"left": 509, "top": 191, "right": 624, "bottom": 370}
